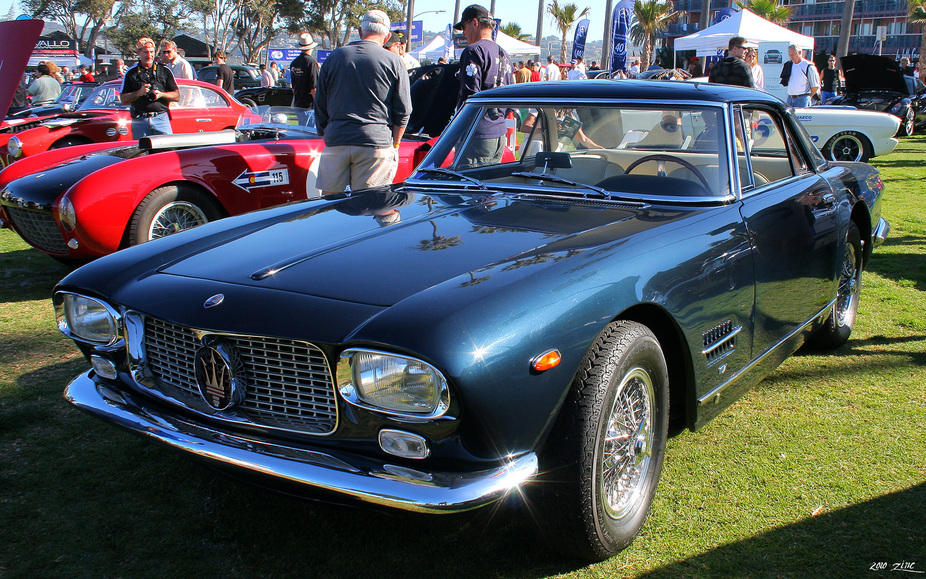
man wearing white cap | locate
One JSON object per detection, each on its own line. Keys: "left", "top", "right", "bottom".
{"left": 290, "top": 33, "right": 319, "bottom": 108}
{"left": 314, "top": 10, "right": 412, "bottom": 195}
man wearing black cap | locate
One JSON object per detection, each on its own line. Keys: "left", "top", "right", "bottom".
{"left": 454, "top": 4, "right": 512, "bottom": 168}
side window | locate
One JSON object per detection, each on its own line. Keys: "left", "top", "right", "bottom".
{"left": 742, "top": 108, "right": 797, "bottom": 185}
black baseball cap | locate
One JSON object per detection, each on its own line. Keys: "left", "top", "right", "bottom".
{"left": 454, "top": 4, "right": 491, "bottom": 30}
{"left": 383, "top": 32, "right": 402, "bottom": 48}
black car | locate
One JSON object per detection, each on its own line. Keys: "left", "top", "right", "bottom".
{"left": 234, "top": 85, "right": 293, "bottom": 108}
{"left": 829, "top": 54, "right": 925, "bottom": 136}
{"left": 56, "top": 80, "right": 889, "bottom": 561}
{"left": 197, "top": 65, "right": 261, "bottom": 90}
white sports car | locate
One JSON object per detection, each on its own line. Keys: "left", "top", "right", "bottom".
{"left": 794, "top": 105, "right": 900, "bottom": 163}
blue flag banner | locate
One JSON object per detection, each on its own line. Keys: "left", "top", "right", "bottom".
{"left": 713, "top": 7, "right": 737, "bottom": 24}
{"left": 572, "top": 18, "right": 590, "bottom": 61}
{"left": 610, "top": 0, "right": 634, "bottom": 74}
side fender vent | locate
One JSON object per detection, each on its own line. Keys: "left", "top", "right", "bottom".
{"left": 702, "top": 320, "right": 741, "bottom": 365}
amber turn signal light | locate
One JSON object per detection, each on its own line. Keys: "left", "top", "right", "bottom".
{"left": 532, "top": 349, "right": 562, "bottom": 372}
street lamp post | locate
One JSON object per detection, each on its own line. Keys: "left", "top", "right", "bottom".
{"left": 406, "top": 9, "right": 446, "bottom": 51}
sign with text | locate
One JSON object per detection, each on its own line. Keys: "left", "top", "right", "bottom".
{"left": 392, "top": 20, "right": 423, "bottom": 43}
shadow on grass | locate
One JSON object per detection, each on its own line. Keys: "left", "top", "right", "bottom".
{"left": 639, "top": 482, "right": 926, "bottom": 578}
{"left": 0, "top": 248, "right": 71, "bottom": 303}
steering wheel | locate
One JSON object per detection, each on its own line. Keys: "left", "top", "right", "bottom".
{"left": 624, "top": 154, "right": 711, "bottom": 191}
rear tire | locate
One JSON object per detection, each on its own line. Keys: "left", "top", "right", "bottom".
{"left": 240, "top": 98, "right": 258, "bottom": 109}
{"left": 824, "top": 132, "right": 872, "bottom": 163}
{"left": 536, "top": 320, "right": 669, "bottom": 561}
{"left": 128, "top": 185, "right": 223, "bottom": 246}
{"left": 806, "top": 223, "right": 862, "bottom": 350}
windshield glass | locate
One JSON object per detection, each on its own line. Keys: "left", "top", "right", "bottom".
{"left": 235, "top": 106, "right": 319, "bottom": 135}
{"left": 76, "top": 84, "right": 127, "bottom": 111}
{"left": 413, "top": 102, "right": 732, "bottom": 200}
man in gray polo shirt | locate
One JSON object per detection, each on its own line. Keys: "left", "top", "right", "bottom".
{"left": 314, "top": 9, "right": 412, "bottom": 196}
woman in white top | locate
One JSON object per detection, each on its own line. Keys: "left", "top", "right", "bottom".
{"left": 745, "top": 48, "right": 765, "bottom": 90}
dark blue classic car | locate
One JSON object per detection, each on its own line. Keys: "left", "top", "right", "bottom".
{"left": 55, "top": 81, "right": 889, "bottom": 561}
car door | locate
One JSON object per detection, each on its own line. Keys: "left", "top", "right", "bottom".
{"left": 735, "top": 105, "right": 841, "bottom": 356}
{"left": 168, "top": 85, "right": 240, "bottom": 133}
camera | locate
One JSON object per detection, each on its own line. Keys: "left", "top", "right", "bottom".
{"left": 145, "top": 89, "right": 158, "bottom": 101}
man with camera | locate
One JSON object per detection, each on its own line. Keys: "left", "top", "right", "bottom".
{"left": 120, "top": 37, "right": 179, "bottom": 139}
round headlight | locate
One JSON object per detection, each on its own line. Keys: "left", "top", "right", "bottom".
{"left": 8, "top": 136, "right": 22, "bottom": 159}
{"left": 55, "top": 293, "right": 121, "bottom": 345}
{"left": 58, "top": 197, "right": 77, "bottom": 232}
{"left": 337, "top": 349, "right": 449, "bottom": 417}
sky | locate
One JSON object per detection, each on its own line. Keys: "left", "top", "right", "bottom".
{"left": 0, "top": 0, "right": 617, "bottom": 50}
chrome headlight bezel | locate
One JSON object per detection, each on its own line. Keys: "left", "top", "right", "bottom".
{"left": 336, "top": 348, "right": 450, "bottom": 419}
{"left": 8, "top": 136, "right": 22, "bottom": 159}
{"left": 58, "top": 196, "right": 77, "bottom": 232}
{"left": 53, "top": 291, "right": 123, "bottom": 348}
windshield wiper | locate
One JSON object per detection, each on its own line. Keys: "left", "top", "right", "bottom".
{"left": 511, "top": 171, "right": 611, "bottom": 198}
{"left": 417, "top": 167, "right": 487, "bottom": 189}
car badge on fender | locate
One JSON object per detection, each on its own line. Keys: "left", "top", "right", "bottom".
{"left": 194, "top": 338, "right": 245, "bottom": 411}
{"left": 204, "top": 294, "right": 225, "bottom": 308}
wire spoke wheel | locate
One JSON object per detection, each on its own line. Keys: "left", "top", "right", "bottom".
{"left": 148, "top": 201, "right": 209, "bottom": 240}
{"left": 600, "top": 367, "right": 654, "bottom": 520}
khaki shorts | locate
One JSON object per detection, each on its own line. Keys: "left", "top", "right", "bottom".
{"left": 316, "top": 145, "right": 399, "bottom": 193}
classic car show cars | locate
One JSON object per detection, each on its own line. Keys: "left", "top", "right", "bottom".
{"left": 791, "top": 105, "right": 900, "bottom": 162}
{"left": 827, "top": 54, "right": 925, "bottom": 137}
{"left": 55, "top": 81, "right": 888, "bottom": 560}
{"left": 0, "top": 79, "right": 253, "bottom": 164}
{"left": 0, "top": 108, "right": 436, "bottom": 262}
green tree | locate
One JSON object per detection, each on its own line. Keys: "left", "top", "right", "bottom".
{"left": 735, "top": 0, "right": 790, "bottom": 24}
{"left": 546, "top": 0, "right": 588, "bottom": 63}
{"left": 629, "top": 0, "right": 679, "bottom": 70}
{"left": 910, "top": 0, "right": 926, "bottom": 73}
{"left": 23, "top": 0, "right": 123, "bottom": 57}
{"left": 501, "top": 22, "right": 530, "bottom": 42}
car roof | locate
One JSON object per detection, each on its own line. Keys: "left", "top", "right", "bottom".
{"left": 468, "top": 79, "right": 783, "bottom": 106}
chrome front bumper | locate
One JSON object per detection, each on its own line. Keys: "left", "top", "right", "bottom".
{"left": 873, "top": 217, "right": 890, "bottom": 248}
{"left": 65, "top": 371, "right": 538, "bottom": 513}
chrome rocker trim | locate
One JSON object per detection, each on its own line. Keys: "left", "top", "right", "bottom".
{"left": 873, "top": 217, "right": 890, "bottom": 248}
{"left": 64, "top": 371, "right": 538, "bottom": 513}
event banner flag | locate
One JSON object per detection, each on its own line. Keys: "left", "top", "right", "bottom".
{"left": 0, "top": 19, "right": 44, "bottom": 117}
{"left": 572, "top": 18, "right": 590, "bottom": 62}
{"left": 609, "top": 0, "right": 634, "bottom": 74}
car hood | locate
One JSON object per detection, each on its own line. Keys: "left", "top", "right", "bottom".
{"left": 841, "top": 54, "right": 910, "bottom": 94}
{"left": 0, "top": 149, "right": 135, "bottom": 208}
{"left": 153, "top": 188, "right": 649, "bottom": 307}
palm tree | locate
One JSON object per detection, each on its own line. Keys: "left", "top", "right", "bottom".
{"left": 910, "top": 0, "right": 926, "bottom": 70}
{"left": 501, "top": 22, "right": 531, "bottom": 41}
{"left": 547, "top": 0, "right": 589, "bottom": 63}
{"left": 630, "top": 0, "right": 679, "bottom": 71}
{"left": 735, "top": 0, "right": 790, "bottom": 24}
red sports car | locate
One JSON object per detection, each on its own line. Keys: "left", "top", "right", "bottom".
{"left": 0, "top": 79, "right": 254, "bottom": 165}
{"left": 0, "top": 107, "right": 443, "bottom": 262}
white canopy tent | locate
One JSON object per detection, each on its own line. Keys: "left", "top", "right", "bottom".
{"left": 675, "top": 9, "right": 814, "bottom": 54}
{"left": 412, "top": 30, "right": 541, "bottom": 61}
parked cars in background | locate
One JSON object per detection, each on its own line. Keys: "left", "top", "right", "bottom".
{"left": 827, "top": 54, "right": 925, "bottom": 136}
{"left": 3, "top": 82, "right": 100, "bottom": 128}
{"left": 0, "top": 79, "right": 253, "bottom": 165}
{"left": 234, "top": 86, "right": 293, "bottom": 109}
{"left": 55, "top": 80, "right": 888, "bottom": 561}
{"left": 197, "top": 65, "right": 261, "bottom": 90}
{"left": 793, "top": 106, "right": 900, "bottom": 162}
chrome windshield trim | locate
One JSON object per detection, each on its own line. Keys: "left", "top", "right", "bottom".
{"left": 64, "top": 371, "right": 538, "bottom": 514}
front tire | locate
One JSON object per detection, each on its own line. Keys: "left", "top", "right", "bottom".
{"left": 807, "top": 224, "right": 862, "bottom": 349}
{"left": 824, "top": 131, "right": 872, "bottom": 163}
{"left": 128, "top": 185, "right": 223, "bottom": 246}
{"left": 537, "top": 320, "right": 669, "bottom": 561}
{"left": 899, "top": 108, "right": 915, "bottom": 137}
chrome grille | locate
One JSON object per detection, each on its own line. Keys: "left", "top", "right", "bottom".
{"left": 5, "top": 207, "right": 68, "bottom": 254}
{"left": 144, "top": 317, "right": 337, "bottom": 434}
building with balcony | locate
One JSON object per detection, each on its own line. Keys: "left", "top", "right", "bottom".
{"left": 667, "top": 1, "right": 920, "bottom": 60}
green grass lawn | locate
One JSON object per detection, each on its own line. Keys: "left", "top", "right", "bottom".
{"left": 1, "top": 137, "right": 924, "bottom": 578}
